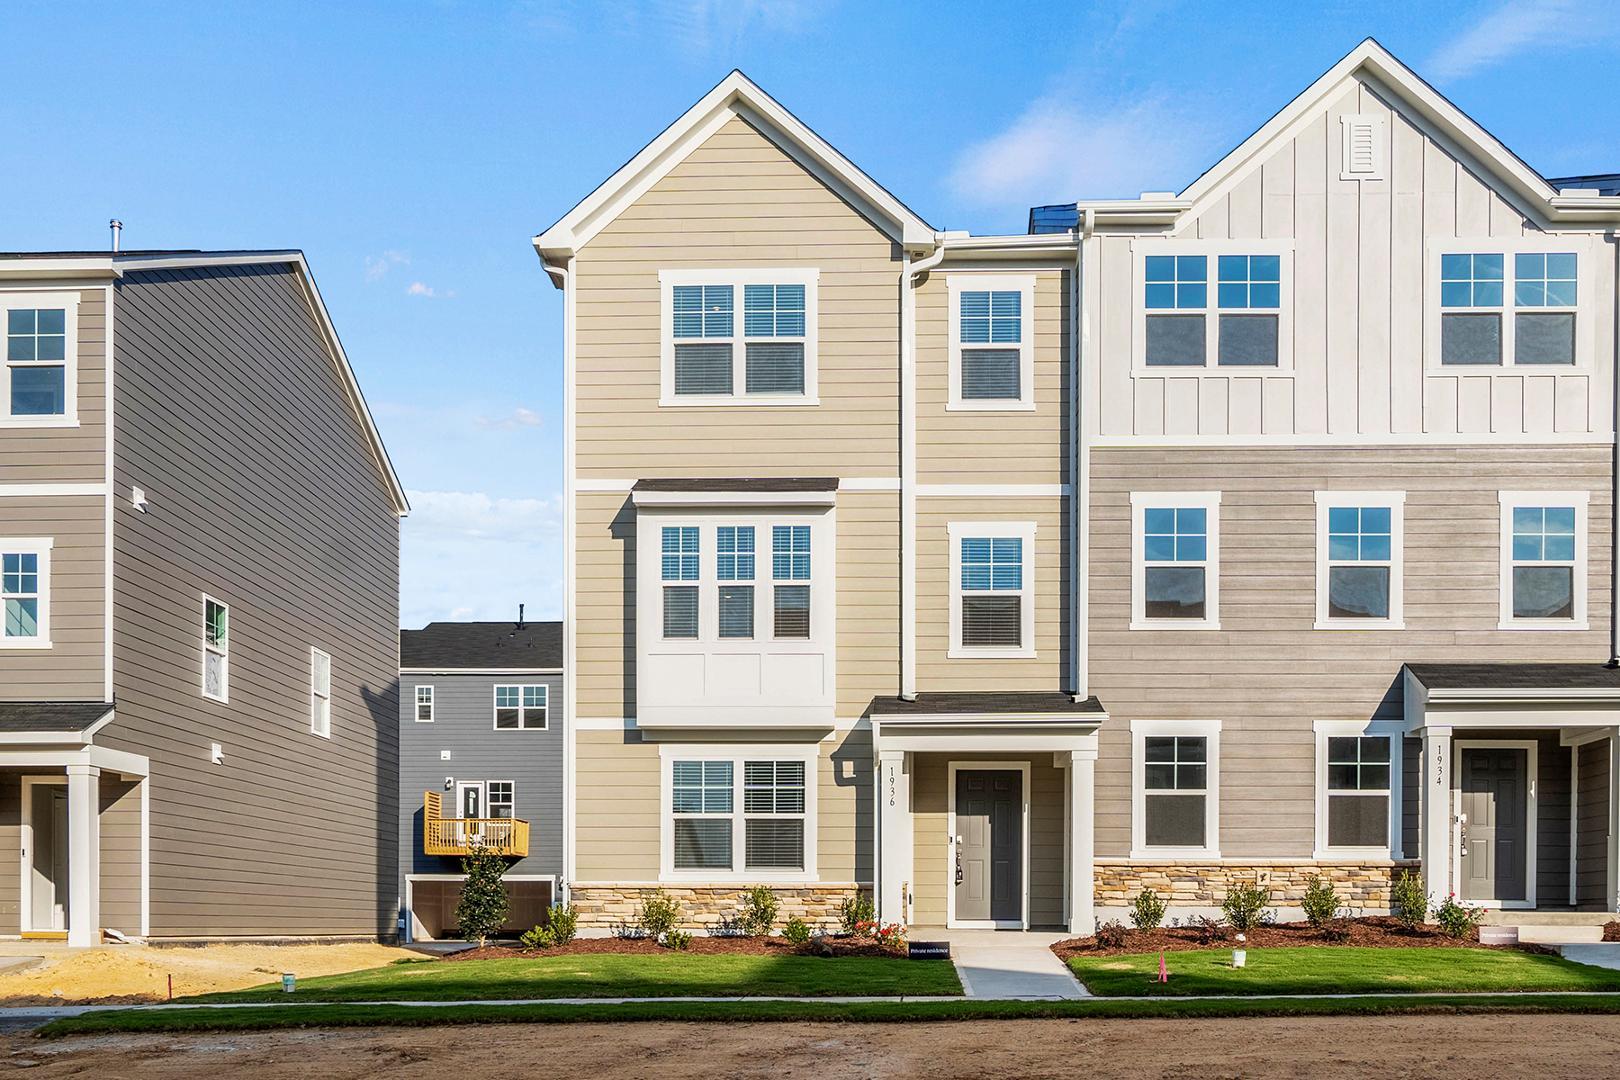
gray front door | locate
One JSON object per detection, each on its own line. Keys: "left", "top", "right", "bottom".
{"left": 954, "top": 770, "right": 1022, "bottom": 924}
{"left": 1460, "top": 748, "right": 1529, "bottom": 903}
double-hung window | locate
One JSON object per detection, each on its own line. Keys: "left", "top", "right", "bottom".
{"left": 202, "top": 596, "right": 228, "bottom": 701}
{"left": 743, "top": 760, "right": 807, "bottom": 871}
{"left": 662, "top": 526, "right": 700, "bottom": 639}
{"left": 1215, "top": 255, "right": 1280, "bottom": 365}
{"left": 1144, "top": 255, "right": 1208, "bottom": 366}
{"left": 1131, "top": 493, "right": 1219, "bottom": 629}
{"left": 1438, "top": 249, "right": 1581, "bottom": 367}
{"left": 1132, "top": 720, "right": 1219, "bottom": 857}
{"left": 0, "top": 541, "right": 50, "bottom": 647}
{"left": 487, "top": 781, "right": 515, "bottom": 819}
{"left": 949, "top": 275, "right": 1034, "bottom": 408}
{"left": 667, "top": 751, "right": 814, "bottom": 879}
{"left": 310, "top": 647, "right": 332, "bottom": 738}
{"left": 494, "top": 684, "right": 548, "bottom": 729}
{"left": 415, "top": 685, "right": 434, "bottom": 722}
{"left": 1141, "top": 251, "right": 1287, "bottom": 369}
{"left": 772, "top": 525, "right": 811, "bottom": 639}
{"left": 1323, "top": 736, "right": 1392, "bottom": 850}
{"left": 2, "top": 296, "right": 76, "bottom": 422}
{"left": 1314, "top": 493, "right": 1404, "bottom": 629}
{"left": 949, "top": 522, "right": 1035, "bottom": 657}
{"left": 717, "top": 525, "right": 755, "bottom": 639}
{"left": 1499, "top": 491, "right": 1587, "bottom": 628}
{"left": 661, "top": 270, "right": 818, "bottom": 404}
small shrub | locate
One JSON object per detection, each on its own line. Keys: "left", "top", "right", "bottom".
{"left": 1300, "top": 875, "right": 1340, "bottom": 929}
{"left": 639, "top": 889, "right": 682, "bottom": 941}
{"left": 519, "top": 924, "right": 555, "bottom": 950}
{"left": 1192, "top": 915, "right": 1228, "bottom": 945}
{"left": 546, "top": 902, "right": 578, "bottom": 945}
{"left": 1435, "top": 893, "right": 1484, "bottom": 939}
{"left": 782, "top": 916, "right": 812, "bottom": 946}
{"left": 869, "top": 922, "right": 906, "bottom": 949}
{"left": 1129, "top": 888, "right": 1167, "bottom": 931}
{"left": 839, "top": 893, "right": 876, "bottom": 936}
{"left": 740, "top": 886, "right": 779, "bottom": 938}
{"left": 454, "top": 840, "right": 510, "bottom": 947}
{"left": 1095, "top": 919, "right": 1129, "bottom": 949}
{"left": 1390, "top": 870, "right": 1429, "bottom": 930}
{"left": 1221, "top": 880, "right": 1274, "bottom": 932}
{"left": 661, "top": 928, "right": 692, "bottom": 951}
{"left": 1320, "top": 920, "right": 1352, "bottom": 944}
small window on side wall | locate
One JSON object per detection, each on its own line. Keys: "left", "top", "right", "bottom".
{"left": 949, "top": 275, "right": 1034, "bottom": 409}
{"left": 202, "top": 597, "right": 228, "bottom": 702}
{"left": 415, "top": 685, "right": 434, "bottom": 722}
{"left": 0, "top": 542, "right": 50, "bottom": 647}
{"left": 1131, "top": 493, "right": 1219, "bottom": 629}
{"left": 1499, "top": 491, "right": 1587, "bottom": 629}
{"left": 310, "top": 648, "right": 332, "bottom": 738}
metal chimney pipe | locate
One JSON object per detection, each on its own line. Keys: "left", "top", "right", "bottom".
{"left": 517, "top": 603, "right": 526, "bottom": 630}
{"left": 109, "top": 219, "right": 123, "bottom": 252}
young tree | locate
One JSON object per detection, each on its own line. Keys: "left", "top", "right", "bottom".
{"left": 455, "top": 840, "right": 510, "bottom": 946}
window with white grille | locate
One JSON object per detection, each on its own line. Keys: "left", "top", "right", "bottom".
{"left": 949, "top": 275, "right": 1034, "bottom": 409}
{"left": 660, "top": 269, "right": 819, "bottom": 405}
{"left": 949, "top": 521, "right": 1036, "bottom": 658}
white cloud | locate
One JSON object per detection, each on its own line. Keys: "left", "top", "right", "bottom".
{"left": 1428, "top": 0, "right": 1615, "bottom": 81}
{"left": 400, "top": 489, "right": 564, "bottom": 628}
{"left": 949, "top": 93, "right": 1212, "bottom": 208}
{"left": 474, "top": 406, "right": 542, "bottom": 431}
{"left": 649, "top": 0, "right": 823, "bottom": 52}
{"left": 406, "top": 281, "right": 439, "bottom": 298}
{"left": 364, "top": 250, "right": 409, "bottom": 281}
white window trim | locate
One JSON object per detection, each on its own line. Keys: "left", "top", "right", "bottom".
{"left": 0, "top": 537, "right": 52, "bottom": 649}
{"left": 492, "top": 683, "right": 549, "bottom": 730}
{"left": 415, "top": 684, "right": 435, "bottom": 723}
{"left": 1312, "top": 719, "right": 1404, "bottom": 861}
{"left": 1130, "top": 718, "right": 1221, "bottom": 859}
{"left": 946, "top": 273, "right": 1036, "bottom": 411}
{"left": 1130, "top": 240, "right": 1295, "bottom": 376}
{"left": 1497, "top": 489, "right": 1589, "bottom": 630}
{"left": 658, "top": 268, "right": 820, "bottom": 407}
{"left": 486, "top": 780, "right": 516, "bottom": 818}
{"left": 200, "top": 594, "right": 228, "bottom": 702}
{"left": 1313, "top": 491, "right": 1405, "bottom": 631}
{"left": 0, "top": 291, "right": 80, "bottom": 428}
{"left": 948, "top": 520, "right": 1037, "bottom": 659}
{"left": 657, "top": 743, "right": 818, "bottom": 884}
{"left": 1129, "top": 490, "right": 1221, "bottom": 631}
{"left": 1424, "top": 239, "right": 1594, "bottom": 372}
{"left": 310, "top": 647, "right": 332, "bottom": 739}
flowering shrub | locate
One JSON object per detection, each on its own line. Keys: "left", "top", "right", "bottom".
{"left": 853, "top": 919, "right": 907, "bottom": 948}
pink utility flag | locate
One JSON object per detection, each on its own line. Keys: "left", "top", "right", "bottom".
{"left": 1158, "top": 951, "right": 1169, "bottom": 983}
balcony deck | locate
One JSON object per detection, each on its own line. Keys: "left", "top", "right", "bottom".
{"left": 422, "top": 791, "right": 530, "bottom": 857}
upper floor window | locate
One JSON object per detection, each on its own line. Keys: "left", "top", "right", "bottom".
{"left": 1437, "top": 248, "right": 1580, "bottom": 367}
{"left": 202, "top": 596, "right": 229, "bottom": 701}
{"left": 948, "top": 274, "right": 1034, "bottom": 409}
{"left": 771, "top": 525, "right": 811, "bottom": 639}
{"left": 494, "top": 684, "right": 548, "bottom": 730}
{"left": 310, "top": 647, "right": 332, "bottom": 738}
{"left": 1499, "top": 491, "right": 1587, "bottom": 629}
{"left": 1130, "top": 492, "right": 1219, "bottom": 629}
{"left": 717, "top": 525, "right": 755, "bottom": 640}
{"left": 0, "top": 540, "right": 50, "bottom": 648}
{"left": 2, "top": 296, "right": 77, "bottom": 423}
{"left": 662, "top": 526, "right": 700, "bottom": 639}
{"left": 949, "top": 521, "right": 1036, "bottom": 658}
{"left": 1314, "top": 493, "right": 1404, "bottom": 630}
{"left": 660, "top": 269, "right": 818, "bottom": 405}
{"left": 1138, "top": 250, "right": 1288, "bottom": 370}
{"left": 415, "top": 685, "right": 435, "bottom": 723}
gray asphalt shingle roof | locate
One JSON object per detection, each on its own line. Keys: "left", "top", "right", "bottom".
{"left": 0, "top": 702, "right": 114, "bottom": 733}
{"left": 400, "top": 621, "right": 562, "bottom": 670}
{"left": 1405, "top": 662, "right": 1620, "bottom": 690}
{"left": 869, "top": 691, "right": 1104, "bottom": 716}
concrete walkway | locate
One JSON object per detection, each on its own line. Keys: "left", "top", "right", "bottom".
{"left": 1559, "top": 943, "right": 1620, "bottom": 971}
{"left": 919, "top": 929, "right": 1088, "bottom": 1000}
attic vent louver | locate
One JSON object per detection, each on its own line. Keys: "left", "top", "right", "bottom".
{"left": 1339, "top": 115, "right": 1384, "bottom": 181}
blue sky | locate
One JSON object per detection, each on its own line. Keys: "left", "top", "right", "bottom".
{"left": 3, "top": 1, "right": 1615, "bottom": 628}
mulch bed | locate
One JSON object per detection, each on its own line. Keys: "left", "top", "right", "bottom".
{"left": 1605, "top": 921, "right": 1620, "bottom": 943}
{"left": 1052, "top": 916, "right": 1556, "bottom": 961}
{"left": 445, "top": 936, "right": 904, "bottom": 962}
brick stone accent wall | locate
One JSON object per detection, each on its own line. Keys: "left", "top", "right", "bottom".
{"left": 570, "top": 884, "right": 865, "bottom": 930}
{"left": 1095, "top": 861, "right": 1422, "bottom": 909}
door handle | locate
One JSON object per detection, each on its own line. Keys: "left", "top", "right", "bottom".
{"left": 954, "top": 836, "right": 964, "bottom": 885}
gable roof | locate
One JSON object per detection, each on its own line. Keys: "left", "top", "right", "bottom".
{"left": 401, "top": 620, "right": 563, "bottom": 670}
{"left": 1068, "top": 38, "right": 1620, "bottom": 229}
{"left": 0, "top": 250, "right": 409, "bottom": 515}
{"left": 534, "top": 70, "right": 935, "bottom": 282}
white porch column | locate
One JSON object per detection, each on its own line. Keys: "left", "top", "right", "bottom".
{"left": 877, "top": 749, "right": 912, "bottom": 926}
{"left": 1067, "top": 745, "right": 1098, "bottom": 935}
{"left": 1419, "top": 727, "right": 1452, "bottom": 902}
{"left": 66, "top": 764, "right": 101, "bottom": 948}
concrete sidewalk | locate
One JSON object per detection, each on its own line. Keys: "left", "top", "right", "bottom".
{"left": 919, "top": 929, "right": 1088, "bottom": 1000}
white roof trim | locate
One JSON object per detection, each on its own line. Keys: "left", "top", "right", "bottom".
{"left": 534, "top": 70, "right": 935, "bottom": 276}
{"left": 631, "top": 488, "right": 837, "bottom": 508}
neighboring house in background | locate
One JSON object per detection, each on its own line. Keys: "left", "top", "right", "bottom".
{"left": 398, "top": 617, "right": 563, "bottom": 940}
{"left": 535, "top": 38, "right": 1620, "bottom": 934}
{"left": 0, "top": 249, "right": 406, "bottom": 945}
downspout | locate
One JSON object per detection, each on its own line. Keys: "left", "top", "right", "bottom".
{"left": 901, "top": 238, "right": 947, "bottom": 701}
{"left": 1072, "top": 209, "right": 1096, "bottom": 700}
{"left": 1609, "top": 233, "right": 1619, "bottom": 667}
{"left": 546, "top": 257, "right": 577, "bottom": 899}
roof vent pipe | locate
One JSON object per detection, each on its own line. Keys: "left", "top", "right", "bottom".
{"left": 517, "top": 603, "right": 526, "bottom": 630}
{"left": 109, "top": 219, "right": 122, "bottom": 252}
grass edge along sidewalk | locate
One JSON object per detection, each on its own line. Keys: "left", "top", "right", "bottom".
{"left": 38, "top": 993, "right": 1620, "bottom": 1037}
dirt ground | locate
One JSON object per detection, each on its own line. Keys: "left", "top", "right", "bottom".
{"left": 0, "top": 943, "right": 406, "bottom": 1005}
{"left": 8, "top": 1015, "right": 1620, "bottom": 1078}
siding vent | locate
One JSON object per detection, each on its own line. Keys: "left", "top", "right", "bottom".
{"left": 1340, "top": 114, "right": 1383, "bottom": 181}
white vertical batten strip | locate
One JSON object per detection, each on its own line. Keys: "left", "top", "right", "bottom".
{"left": 103, "top": 280, "right": 116, "bottom": 705}
{"left": 1076, "top": 212, "right": 1096, "bottom": 698}
{"left": 1610, "top": 235, "right": 1619, "bottom": 665}
{"left": 902, "top": 241, "right": 945, "bottom": 701}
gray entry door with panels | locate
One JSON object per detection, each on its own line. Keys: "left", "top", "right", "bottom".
{"left": 954, "top": 770, "right": 1023, "bottom": 924}
{"left": 1459, "top": 747, "right": 1529, "bottom": 903}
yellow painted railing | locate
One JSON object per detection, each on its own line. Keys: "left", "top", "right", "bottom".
{"left": 422, "top": 792, "right": 530, "bottom": 857}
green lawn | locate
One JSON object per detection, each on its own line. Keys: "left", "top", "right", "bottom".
{"left": 1068, "top": 946, "right": 1620, "bottom": 996}
{"left": 184, "top": 953, "right": 962, "bottom": 1004}
{"left": 40, "top": 994, "right": 1620, "bottom": 1037}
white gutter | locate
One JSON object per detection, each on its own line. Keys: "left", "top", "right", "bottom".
{"left": 1610, "top": 231, "right": 1619, "bottom": 667}
{"left": 901, "top": 240, "right": 947, "bottom": 701}
{"left": 548, "top": 257, "right": 578, "bottom": 900}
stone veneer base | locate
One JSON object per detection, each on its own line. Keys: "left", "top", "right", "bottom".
{"left": 1095, "top": 860, "right": 1422, "bottom": 908}
{"left": 569, "top": 884, "right": 865, "bottom": 930}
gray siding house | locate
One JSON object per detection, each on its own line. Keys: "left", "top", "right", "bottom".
{"left": 0, "top": 250, "right": 406, "bottom": 944}
{"left": 399, "top": 618, "right": 563, "bottom": 940}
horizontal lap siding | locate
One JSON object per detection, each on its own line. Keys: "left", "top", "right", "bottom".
{"left": 1577, "top": 740, "right": 1609, "bottom": 908}
{"left": 99, "top": 776, "right": 141, "bottom": 936}
{"left": 1090, "top": 445, "right": 1612, "bottom": 859}
{"left": 110, "top": 265, "right": 399, "bottom": 937}
{"left": 0, "top": 286, "right": 107, "bottom": 483}
{"left": 0, "top": 495, "right": 105, "bottom": 699}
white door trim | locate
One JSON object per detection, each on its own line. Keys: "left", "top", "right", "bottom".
{"left": 946, "top": 760, "right": 1031, "bottom": 930}
{"left": 1453, "top": 739, "right": 1539, "bottom": 910}
{"left": 19, "top": 775, "right": 68, "bottom": 934}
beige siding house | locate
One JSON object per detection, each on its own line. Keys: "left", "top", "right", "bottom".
{"left": 537, "top": 40, "right": 1620, "bottom": 932}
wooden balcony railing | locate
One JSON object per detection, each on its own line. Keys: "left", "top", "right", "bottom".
{"left": 422, "top": 791, "right": 530, "bottom": 857}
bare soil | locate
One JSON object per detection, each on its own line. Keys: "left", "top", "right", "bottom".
{"left": 451, "top": 935, "right": 904, "bottom": 961}
{"left": 1053, "top": 916, "right": 1553, "bottom": 960}
{"left": 11, "top": 1016, "right": 1620, "bottom": 1078}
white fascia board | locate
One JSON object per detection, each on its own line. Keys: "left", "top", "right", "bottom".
{"left": 399, "top": 667, "right": 563, "bottom": 676}
{"left": 1421, "top": 687, "right": 1620, "bottom": 704}
{"left": 533, "top": 70, "right": 935, "bottom": 278}
{"left": 630, "top": 489, "right": 837, "bottom": 508}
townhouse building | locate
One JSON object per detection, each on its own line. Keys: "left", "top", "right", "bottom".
{"left": 0, "top": 250, "right": 405, "bottom": 944}
{"left": 535, "top": 39, "right": 1620, "bottom": 932}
